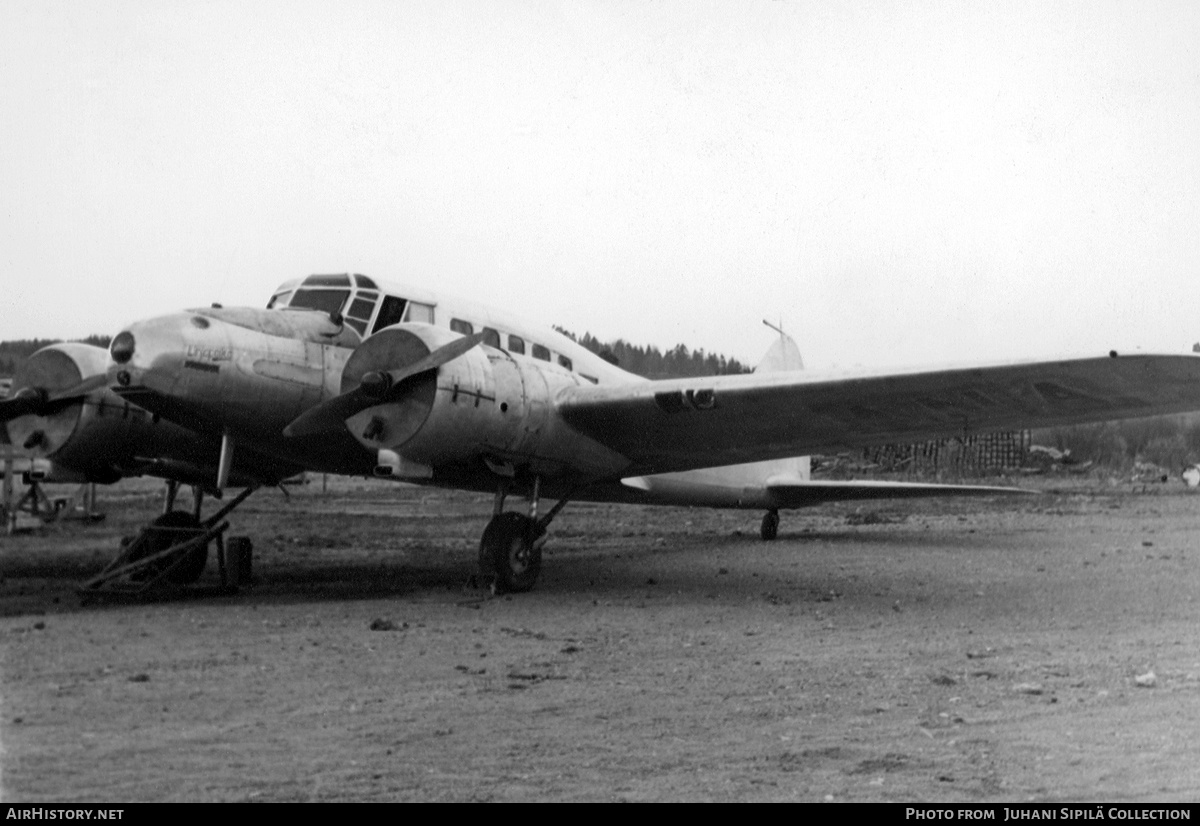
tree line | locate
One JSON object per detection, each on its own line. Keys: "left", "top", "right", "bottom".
{"left": 0, "top": 336, "right": 111, "bottom": 378}
{"left": 554, "top": 327, "right": 753, "bottom": 379}
{"left": 1033, "top": 414, "right": 1200, "bottom": 472}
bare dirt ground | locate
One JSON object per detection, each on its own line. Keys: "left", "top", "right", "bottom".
{"left": 3, "top": 474, "right": 1200, "bottom": 802}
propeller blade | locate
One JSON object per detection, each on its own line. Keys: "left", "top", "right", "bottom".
{"left": 46, "top": 374, "right": 109, "bottom": 403}
{"left": 0, "top": 375, "right": 109, "bottom": 424}
{"left": 283, "top": 332, "right": 487, "bottom": 438}
{"left": 0, "top": 389, "right": 48, "bottom": 423}
{"left": 283, "top": 387, "right": 377, "bottom": 438}
{"left": 378, "top": 331, "right": 487, "bottom": 390}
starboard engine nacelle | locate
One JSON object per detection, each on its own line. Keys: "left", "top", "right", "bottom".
{"left": 340, "top": 323, "right": 629, "bottom": 479}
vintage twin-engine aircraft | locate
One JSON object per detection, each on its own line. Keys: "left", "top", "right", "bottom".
{"left": 101, "top": 272, "right": 1200, "bottom": 592}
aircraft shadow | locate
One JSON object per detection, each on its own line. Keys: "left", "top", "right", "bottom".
{"left": 0, "top": 522, "right": 1000, "bottom": 614}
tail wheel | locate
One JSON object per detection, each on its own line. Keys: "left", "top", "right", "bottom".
{"left": 760, "top": 509, "right": 780, "bottom": 542}
{"left": 134, "top": 511, "right": 209, "bottom": 584}
{"left": 480, "top": 512, "right": 543, "bottom": 593}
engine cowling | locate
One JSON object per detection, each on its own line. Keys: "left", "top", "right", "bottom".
{"left": 7, "top": 345, "right": 110, "bottom": 461}
{"left": 342, "top": 324, "right": 629, "bottom": 478}
{"left": 6, "top": 344, "right": 176, "bottom": 484}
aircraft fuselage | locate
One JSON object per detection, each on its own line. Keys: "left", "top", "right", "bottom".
{"left": 108, "top": 274, "right": 638, "bottom": 489}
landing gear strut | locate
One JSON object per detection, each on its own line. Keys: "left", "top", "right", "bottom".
{"left": 761, "top": 509, "right": 780, "bottom": 541}
{"left": 479, "top": 476, "right": 570, "bottom": 594}
{"left": 479, "top": 511, "right": 544, "bottom": 593}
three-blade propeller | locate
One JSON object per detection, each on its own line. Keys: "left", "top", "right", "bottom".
{"left": 0, "top": 375, "right": 109, "bottom": 423}
{"left": 283, "top": 332, "right": 486, "bottom": 438}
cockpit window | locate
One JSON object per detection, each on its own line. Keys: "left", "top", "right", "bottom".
{"left": 267, "top": 291, "right": 292, "bottom": 309}
{"left": 353, "top": 274, "right": 378, "bottom": 290}
{"left": 372, "top": 296, "right": 408, "bottom": 333}
{"left": 347, "top": 297, "right": 376, "bottom": 321}
{"left": 343, "top": 294, "right": 378, "bottom": 337}
{"left": 289, "top": 289, "right": 351, "bottom": 317}
{"left": 303, "top": 274, "right": 352, "bottom": 287}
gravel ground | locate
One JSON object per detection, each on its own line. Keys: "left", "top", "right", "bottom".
{"left": 3, "top": 475, "right": 1200, "bottom": 802}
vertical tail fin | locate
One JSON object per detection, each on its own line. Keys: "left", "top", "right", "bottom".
{"left": 750, "top": 321, "right": 808, "bottom": 482}
{"left": 756, "top": 320, "right": 804, "bottom": 373}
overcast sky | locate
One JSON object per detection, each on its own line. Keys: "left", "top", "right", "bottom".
{"left": 2, "top": 0, "right": 1198, "bottom": 369}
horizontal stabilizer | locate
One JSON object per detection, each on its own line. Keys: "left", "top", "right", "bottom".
{"left": 766, "top": 479, "right": 1031, "bottom": 508}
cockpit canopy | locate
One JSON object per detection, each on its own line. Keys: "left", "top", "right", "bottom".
{"left": 265, "top": 272, "right": 601, "bottom": 383}
{"left": 267, "top": 273, "right": 434, "bottom": 338}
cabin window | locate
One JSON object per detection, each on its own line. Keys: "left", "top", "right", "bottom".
{"left": 557, "top": 355, "right": 573, "bottom": 371}
{"left": 532, "top": 344, "right": 550, "bottom": 361}
{"left": 289, "top": 288, "right": 351, "bottom": 317}
{"left": 450, "top": 319, "right": 474, "bottom": 336}
{"left": 372, "top": 296, "right": 408, "bottom": 333}
{"left": 507, "top": 334, "right": 525, "bottom": 355}
{"left": 482, "top": 328, "right": 501, "bottom": 348}
{"left": 406, "top": 302, "right": 435, "bottom": 324}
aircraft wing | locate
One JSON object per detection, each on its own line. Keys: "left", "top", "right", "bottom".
{"left": 558, "top": 353, "right": 1200, "bottom": 476}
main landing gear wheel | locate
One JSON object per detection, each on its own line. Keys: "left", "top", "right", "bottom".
{"left": 761, "top": 509, "right": 780, "bottom": 542}
{"left": 134, "top": 510, "right": 209, "bottom": 584}
{"left": 479, "top": 512, "right": 543, "bottom": 594}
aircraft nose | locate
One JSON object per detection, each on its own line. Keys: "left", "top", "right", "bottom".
{"left": 105, "top": 315, "right": 191, "bottom": 390}
{"left": 110, "top": 331, "right": 135, "bottom": 364}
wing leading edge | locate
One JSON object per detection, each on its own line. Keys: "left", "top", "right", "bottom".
{"left": 558, "top": 352, "right": 1200, "bottom": 476}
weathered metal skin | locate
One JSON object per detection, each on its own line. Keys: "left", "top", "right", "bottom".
{"left": 342, "top": 324, "right": 631, "bottom": 480}
{"left": 109, "top": 312, "right": 629, "bottom": 482}
{"left": 109, "top": 308, "right": 375, "bottom": 477}
{"left": 112, "top": 309, "right": 336, "bottom": 434}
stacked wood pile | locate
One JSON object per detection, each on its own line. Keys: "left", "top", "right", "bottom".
{"left": 861, "top": 430, "right": 1032, "bottom": 473}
